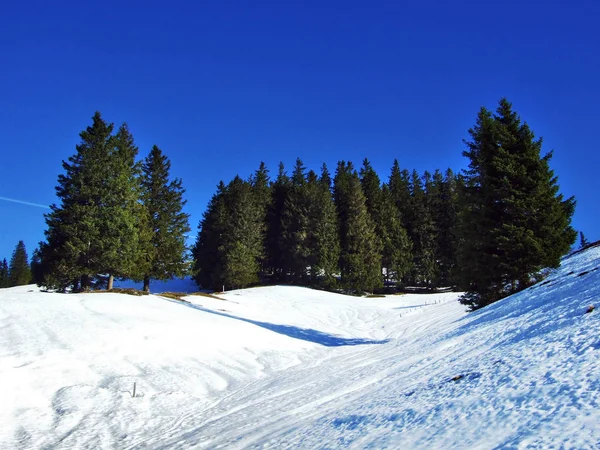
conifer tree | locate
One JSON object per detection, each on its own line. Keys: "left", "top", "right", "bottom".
{"left": 42, "top": 112, "right": 115, "bottom": 291}
{"left": 280, "top": 158, "right": 311, "bottom": 283}
{"left": 410, "top": 170, "right": 437, "bottom": 287}
{"left": 0, "top": 258, "right": 9, "bottom": 288}
{"left": 250, "top": 162, "right": 271, "bottom": 275}
{"left": 459, "top": 99, "right": 576, "bottom": 309}
{"left": 30, "top": 246, "right": 45, "bottom": 286}
{"left": 265, "top": 162, "right": 291, "bottom": 281}
{"left": 335, "top": 163, "right": 382, "bottom": 293}
{"left": 101, "top": 123, "right": 146, "bottom": 289}
{"left": 306, "top": 164, "right": 340, "bottom": 287}
{"left": 192, "top": 182, "right": 228, "bottom": 290}
{"left": 360, "top": 159, "right": 411, "bottom": 287}
{"left": 9, "top": 240, "right": 31, "bottom": 286}
{"left": 140, "top": 145, "right": 191, "bottom": 292}
{"left": 579, "top": 231, "right": 590, "bottom": 249}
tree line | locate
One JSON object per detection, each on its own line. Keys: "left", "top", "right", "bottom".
{"left": 193, "top": 99, "right": 577, "bottom": 308}
{"left": 17, "top": 98, "right": 577, "bottom": 310}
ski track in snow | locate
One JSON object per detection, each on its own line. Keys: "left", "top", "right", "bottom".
{"left": 1, "top": 248, "right": 599, "bottom": 449}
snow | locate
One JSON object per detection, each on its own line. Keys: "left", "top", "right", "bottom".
{"left": 1, "top": 247, "right": 599, "bottom": 449}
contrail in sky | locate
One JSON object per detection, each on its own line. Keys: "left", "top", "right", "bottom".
{"left": 0, "top": 196, "right": 51, "bottom": 209}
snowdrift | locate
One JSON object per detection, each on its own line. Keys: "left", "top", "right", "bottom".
{"left": 0, "top": 247, "right": 599, "bottom": 449}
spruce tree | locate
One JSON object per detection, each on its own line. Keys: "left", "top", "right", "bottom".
{"left": 42, "top": 112, "right": 115, "bottom": 291}
{"left": 579, "top": 231, "right": 590, "bottom": 249}
{"left": 280, "top": 158, "right": 311, "bottom": 283}
{"left": 305, "top": 164, "right": 340, "bottom": 287}
{"left": 1, "top": 258, "right": 11, "bottom": 288}
{"left": 140, "top": 145, "right": 191, "bottom": 292}
{"left": 192, "top": 182, "right": 228, "bottom": 290}
{"left": 250, "top": 162, "right": 271, "bottom": 275}
{"left": 30, "top": 246, "right": 45, "bottom": 286}
{"left": 410, "top": 170, "right": 437, "bottom": 287}
{"left": 9, "top": 241, "right": 31, "bottom": 286}
{"left": 459, "top": 99, "right": 576, "bottom": 309}
{"left": 335, "top": 163, "right": 382, "bottom": 293}
{"left": 265, "top": 162, "right": 291, "bottom": 281}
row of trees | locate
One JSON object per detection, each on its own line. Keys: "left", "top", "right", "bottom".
{"left": 27, "top": 99, "right": 577, "bottom": 310}
{"left": 193, "top": 99, "right": 577, "bottom": 309}
{"left": 36, "top": 113, "right": 190, "bottom": 292}
{"left": 192, "top": 159, "right": 459, "bottom": 294}
{"left": 0, "top": 241, "right": 32, "bottom": 288}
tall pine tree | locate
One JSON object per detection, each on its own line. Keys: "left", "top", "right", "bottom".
{"left": 459, "top": 99, "right": 576, "bottom": 309}
{"left": 9, "top": 241, "right": 31, "bottom": 286}
{"left": 0, "top": 258, "right": 9, "bottom": 288}
{"left": 140, "top": 145, "right": 191, "bottom": 292}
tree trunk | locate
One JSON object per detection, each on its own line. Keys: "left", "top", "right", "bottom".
{"left": 143, "top": 275, "right": 150, "bottom": 293}
{"left": 107, "top": 274, "right": 114, "bottom": 291}
{"left": 80, "top": 274, "right": 90, "bottom": 292}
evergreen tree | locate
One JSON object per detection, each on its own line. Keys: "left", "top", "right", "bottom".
{"left": 30, "top": 245, "right": 45, "bottom": 286}
{"left": 459, "top": 99, "right": 576, "bottom": 309}
{"left": 9, "top": 240, "right": 31, "bottom": 286}
{"left": 140, "top": 145, "right": 191, "bottom": 292}
{"left": 250, "top": 162, "right": 271, "bottom": 275}
{"left": 427, "top": 169, "right": 459, "bottom": 286}
{"left": 410, "top": 170, "right": 437, "bottom": 287}
{"left": 265, "top": 162, "right": 291, "bottom": 281}
{"left": 101, "top": 123, "right": 146, "bottom": 289}
{"left": 42, "top": 112, "right": 115, "bottom": 291}
{"left": 360, "top": 159, "right": 411, "bottom": 287}
{"left": 579, "top": 231, "right": 590, "bottom": 249}
{"left": 280, "top": 158, "right": 310, "bottom": 283}
{"left": 0, "top": 258, "right": 10, "bottom": 288}
{"left": 305, "top": 164, "right": 340, "bottom": 287}
{"left": 335, "top": 163, "right": 382, "bottom": 293}
{"left": 381, "top": 184, "right": 413, "bottom": 286}
{"left": 192, "top": 182, "right": 228, "bottom": 290}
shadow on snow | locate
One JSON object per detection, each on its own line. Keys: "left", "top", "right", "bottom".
{"left": 166, "top": 298, "right": 390, "bottom": 347}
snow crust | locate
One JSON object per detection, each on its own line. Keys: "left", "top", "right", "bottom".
{"left": 1, "top": 247, "right": 599, "bottom": 449}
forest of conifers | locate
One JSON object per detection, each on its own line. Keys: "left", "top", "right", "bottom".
{"left": 4, "top": 98, "right": 577, "bottom": 310}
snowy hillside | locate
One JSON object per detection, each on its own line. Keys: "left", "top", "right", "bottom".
{"left": 1, "top": 247, "right": 599, "bottom": 449}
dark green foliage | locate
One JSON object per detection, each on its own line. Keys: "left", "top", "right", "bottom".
{"left": 335, "top": 164, "right": 382, "bottom": 293}
{"left": 579, "top": 231, "right": 590, "bottom": 249}
{"left": 305, "top": 164, "right": 340, "bottom": 287}
{"left": 409, "top": 170, "right": 437, "bottom": 287}
{"left": 192, "top": 182, "right": 228, "bottom": 290}
{"left": 9, "top": 241, "right": 31, "bottom": 286}
{"left": 30, "top": 245, "right": 45, "bottom": 286}
{"left": 265, "top": 162, "right": 291, "bottom": 281}
{"left": 140, "top": 145, "right": 191, "bottom": 292}
{"left": 360, "top": 159, "right": 411, "bottom": 286}
{"left": 458, "top": 99, "right": 576, "bottom": 310}
{"left": 42, "top": 112, "right": 116, "bottom": 291}
{"left": 427, "top": 169, "right": 460, "bottom": 287}
{"left": 0, "top": 259, "right": 9, "bottom": 288}
{"left": 193, "top": 176, "right": 263, "bottom": 290}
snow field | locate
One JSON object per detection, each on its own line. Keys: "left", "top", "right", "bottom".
{"left": 0, "top": 246, "right": 599, "bottom": 448}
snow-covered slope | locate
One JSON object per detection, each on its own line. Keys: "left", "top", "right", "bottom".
{"left": 1, "top": 247, "right": 599, "bottom": 449}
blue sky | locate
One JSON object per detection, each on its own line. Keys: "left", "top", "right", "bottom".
{"left": 0, "top": 0, "right": 598, "bottom": 261}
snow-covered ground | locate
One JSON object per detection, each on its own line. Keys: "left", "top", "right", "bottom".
{"left": 1, "top": 247, "right": 599, "bottom": 449}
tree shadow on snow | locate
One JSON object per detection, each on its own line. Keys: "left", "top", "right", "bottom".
{"left": 167, "top": 299, "right": 389, "bottom": 347}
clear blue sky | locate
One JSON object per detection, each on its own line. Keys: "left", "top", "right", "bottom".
{"left": 1, "top": 0, "right": 598, "bottom": 261}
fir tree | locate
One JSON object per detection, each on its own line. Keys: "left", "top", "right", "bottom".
{"left": 140, "top": 145, "right": 191, "bottom": 292}
{"left": 30, "top": 245, "right": 45, "bottom": 286}
{"left": 265, "top": 162, "right": 291, "bottom": 281}
{"left": 410, "top": 170, "right": 437, "bottom": 287}
{"left": 42, "top": 112, "right": 115, "bottom": 291}
{"left": 305, "top": 164, "right": 340, "bottom": 287}
{"left": 459, "top": 99, "right": 576, "bottom": 309}
{"left": 280, "top": 158, "right": 311, "bottom": 283}
{"left": 335, "top": 163, "right": 382, "bottom": 293}
{"left": 9, "top": 241, "right": 31, "bottom": 286}
{"left": 192, "top": 182, "right": 228, "bottom": 290}
{"left": 0, "top": 258, "right": 10, "bottom": 288}
{"left": 579, "top": 231, "right": 590, "bottom": 249}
